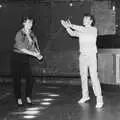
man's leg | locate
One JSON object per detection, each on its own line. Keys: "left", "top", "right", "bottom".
{"left": 89, "top": 54, "right": 103, "bottom": 108}
{"left": 78, "top": 54, "right": 90, "bottom": 103}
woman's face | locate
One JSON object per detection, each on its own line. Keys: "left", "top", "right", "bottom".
{"left": 23, "top": 19, "right": 33, "bottom": 30}
{"left": 83, "top": 16, "right": 92, "bottom": 27}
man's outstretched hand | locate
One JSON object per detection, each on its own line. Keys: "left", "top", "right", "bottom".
{"left": 66, "top": 19, "right": 72, "bottom": 27}
{"left": 60, "top": 20, "right": 69, "bottom": 29}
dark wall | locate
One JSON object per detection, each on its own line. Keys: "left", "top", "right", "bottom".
{"left": 0, "top": 3, "right": 51, "bottom": 75}
{"left": 47, "top": 1, "right": 91, "bottom": 52}
{"left": 0, "top": 2, "right": 92, "bottom": 76}
{"left": 0, "top": 4, "right": 51, "bottom": 53}
{"left": 32, "top": 1, "right": 92, "bottom": 76}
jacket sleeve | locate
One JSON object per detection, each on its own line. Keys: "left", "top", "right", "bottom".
{"left": 14, "top": 31, "right": 26, "bottom": 50}
{"left": 32, "top": 33, "right": 40, "bottom": 52}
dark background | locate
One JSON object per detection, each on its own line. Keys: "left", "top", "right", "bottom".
{"left": 0, "top": 1, "right": 120, "bottom": 76}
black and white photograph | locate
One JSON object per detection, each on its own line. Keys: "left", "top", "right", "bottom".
{"left": 0, "top": 0, "right": 120, "bottom": 120}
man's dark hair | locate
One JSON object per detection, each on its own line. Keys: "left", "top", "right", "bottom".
{"left": 83, "top": 13, "right": 95, "bottom": 26}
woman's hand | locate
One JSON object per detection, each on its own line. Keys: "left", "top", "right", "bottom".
{"left": 36, "top": 53, "right": 43, "bottom": 60}
{"left": 33, "top": 51, "right": 43, "bottom": 60}
{"left": 37, "top": 54, "right": 43, "bottom": 60}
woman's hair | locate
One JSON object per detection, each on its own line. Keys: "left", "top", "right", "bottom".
{"left": 23, "top": 16, "right": 33, "bottom": 24}
{"left": 83, "top": 13, "right": 95, "bottom": 26}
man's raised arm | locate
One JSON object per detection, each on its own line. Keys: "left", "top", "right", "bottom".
{"left": 60, "top": 20, "right": 79, "bottom": 37}
{"left": 66, "top": 19, "right": 83, "bottom": 31}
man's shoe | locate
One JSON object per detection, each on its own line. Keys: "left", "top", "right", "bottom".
{"left": 78, "top": 97, "right": 90, "bottom": 103}
{"left": 96, "top": 96, "right": 104, "bottom": 108}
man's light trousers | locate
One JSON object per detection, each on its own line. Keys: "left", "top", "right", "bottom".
{"left": 79, "top": 53, "right": 102, "bottom": 97}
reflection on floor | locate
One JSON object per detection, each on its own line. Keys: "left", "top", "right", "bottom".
{"left": 1, "top": 80, "right": 120, "bottom": 120}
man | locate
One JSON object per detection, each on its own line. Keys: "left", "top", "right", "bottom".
{"left": 60, "top": 13, "right": 103, "bottom": 108}
{"left": 11, "top": 17, "right": 43, "bottom": 107}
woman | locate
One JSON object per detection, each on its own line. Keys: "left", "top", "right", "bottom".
{"left": 11, "top": 17, "right": 43, "bottom": 107}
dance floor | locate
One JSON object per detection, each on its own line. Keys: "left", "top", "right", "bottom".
{"left": 0, "top": 78, "right": 120, "bottom": 120}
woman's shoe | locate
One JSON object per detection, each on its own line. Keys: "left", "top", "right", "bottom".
{"left": 17, "top": 98, "right": 23, "bottom": 107}
{"left": 26, "top": 97, "right": 33, "bottom": 106}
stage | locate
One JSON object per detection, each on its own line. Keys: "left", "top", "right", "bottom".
{"left": 0, "top": 77, "right": 120, "bottom": 120}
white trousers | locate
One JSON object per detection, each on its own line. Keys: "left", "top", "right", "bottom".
{"left": 79, "top": 53, "right": 102, "bottom": 97}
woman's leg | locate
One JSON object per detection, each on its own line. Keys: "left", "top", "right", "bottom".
{"left": 11, "top": 52, "right": 23, "bottom": 105}
{"left": 24, "top": 56, "right": 34, "bottom": 103}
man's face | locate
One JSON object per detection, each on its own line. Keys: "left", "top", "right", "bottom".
{"left": 23, "top": 19, "right": 33, "bottom": 30}
{"left": 83, "top": 16, "right": 92, "bottom": 27}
